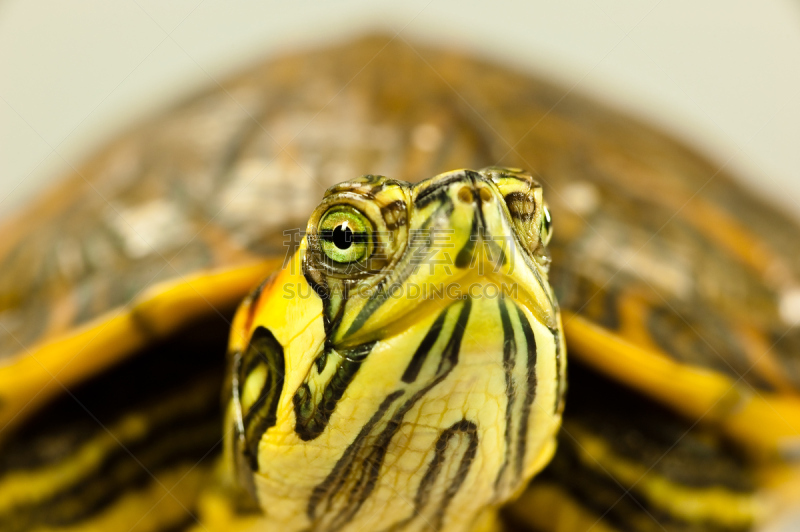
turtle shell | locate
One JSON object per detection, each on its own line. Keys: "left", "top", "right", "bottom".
{"left": 1, "top": 36, "right": 799, "bottom": 531}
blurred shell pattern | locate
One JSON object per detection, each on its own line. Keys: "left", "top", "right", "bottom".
{"left": 2, "top": 35, "right": 800, "bottom": 399}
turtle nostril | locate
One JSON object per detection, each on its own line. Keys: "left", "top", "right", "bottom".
{"left": 457, "top": 186, "right": 474, "bottom": 203}
{"left": 479, "top": 187, "right": 492, "bottom": 203}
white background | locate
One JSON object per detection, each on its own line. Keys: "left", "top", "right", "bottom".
{"left": 1, "top": 0, "right": 799, "bottom": 223}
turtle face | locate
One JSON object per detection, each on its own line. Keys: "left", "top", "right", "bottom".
{"left": 225, "top": 168, "right": 565, "bottom": 532}
{"left": 303, "top": 168, "right": 559, "bottom": 345}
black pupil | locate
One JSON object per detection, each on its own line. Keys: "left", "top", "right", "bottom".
{"left": 332, "top": 225, "right": 353, "bottom": 250}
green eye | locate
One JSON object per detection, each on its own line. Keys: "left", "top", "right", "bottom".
{"left": 541, "top": 206, "right": 552, "bottom": 246}
{"left": 318, "top": 207, "right": 372, "bottom": 263}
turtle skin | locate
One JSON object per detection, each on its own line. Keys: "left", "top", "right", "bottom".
{"left": 0, "top": 36, "right": 799, "bottom": 532}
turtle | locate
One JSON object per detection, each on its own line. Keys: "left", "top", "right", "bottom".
{"left": 1, "top": 35, "right": 799, "bottom": 532}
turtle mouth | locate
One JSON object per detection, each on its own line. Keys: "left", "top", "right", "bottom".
{"left": 332, "top": 256, "right": 548, "bottom": 350}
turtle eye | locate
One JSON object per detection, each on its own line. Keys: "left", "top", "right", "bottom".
{"left": 540, "top": 205, "right": 552, "bottom": 246}
{"left": 318, "top": 207, "right": 372, "bottom": 263}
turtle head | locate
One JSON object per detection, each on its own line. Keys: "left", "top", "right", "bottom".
{"left": 225, "top": 168, "right": 565, "bottom": 531}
